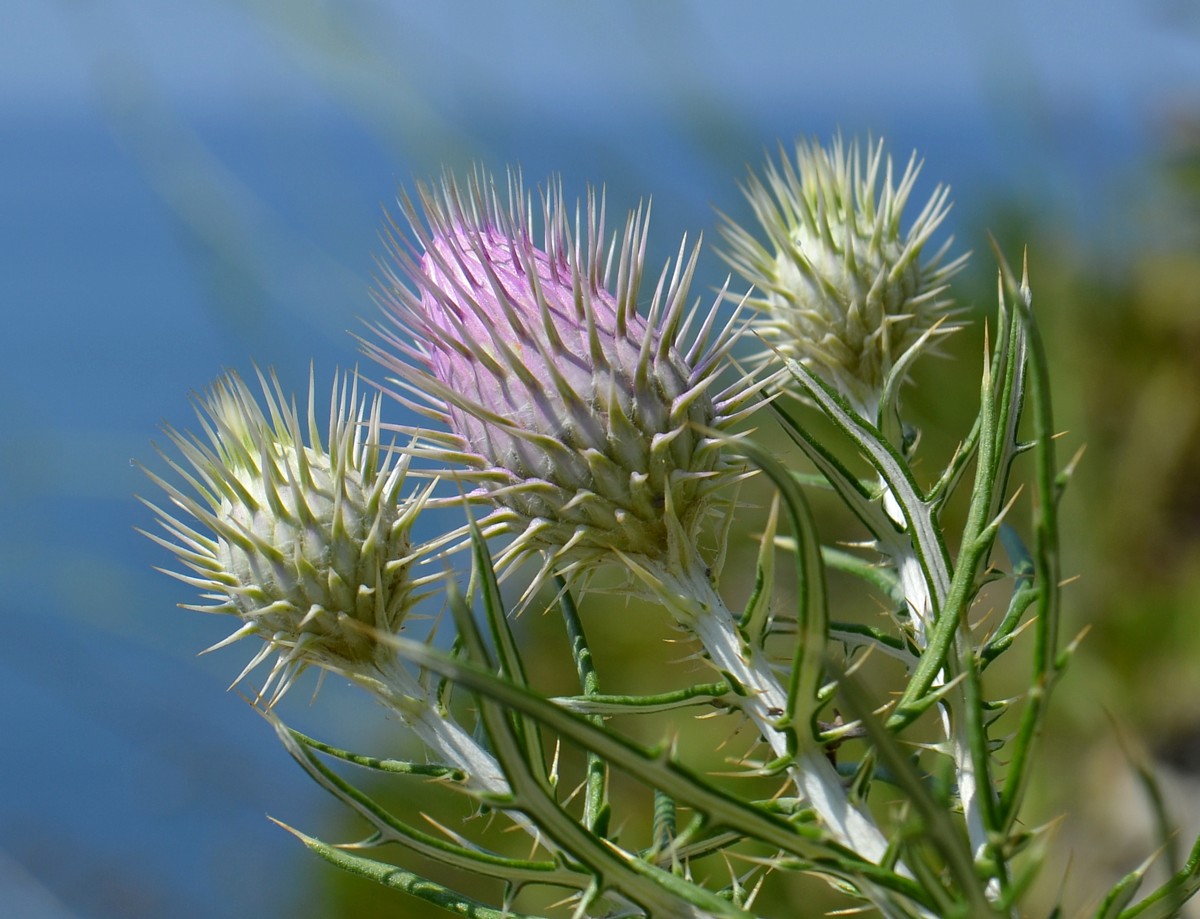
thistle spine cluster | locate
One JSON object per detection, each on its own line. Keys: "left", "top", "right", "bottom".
{"left": 366, "top": 170, "right": 761, "bottom": 585}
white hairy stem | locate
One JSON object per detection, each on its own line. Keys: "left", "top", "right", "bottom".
{"left": 883, "top": 486, "right": 992, "bottom": 876}
{"left": 365, "top": 660, "right": 544, "bottom": 842}
{"left": 656, "top": 559, "right": 892, "bottom": 865}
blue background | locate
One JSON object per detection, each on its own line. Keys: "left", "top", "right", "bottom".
{"left": 2, "top": 2, "right": 1198, "bottom": 916}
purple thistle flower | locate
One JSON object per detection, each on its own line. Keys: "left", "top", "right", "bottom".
{"left": 367, "top": 171, "right": 893, "bottom": 860}
{"left": 367, "top": 170, "right": 760, "bottom": 578}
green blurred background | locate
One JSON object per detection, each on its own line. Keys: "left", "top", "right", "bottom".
{"left": 4, "top": 1, "right": 1200, "bottom": 916}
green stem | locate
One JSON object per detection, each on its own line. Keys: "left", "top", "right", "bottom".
{"left": 555, "top": 575, "right": 609, "bottom": 836}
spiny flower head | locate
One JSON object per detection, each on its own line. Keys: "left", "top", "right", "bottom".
{"left": 140, "top": 369, "right": 431, "bottom": 703}
{"left": 367, "top": 169, "right": 760, "bottom": 579}
{"left": 721, "top": 135, "right": 967, "bottom": 421}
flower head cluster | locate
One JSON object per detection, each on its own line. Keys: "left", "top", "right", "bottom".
{"left": 140, "top": 369, "right": 430, "bottom": 702}
{"left": 367, "top": 170, "right": 760, "bottom": 579}
{"left": 721, "top": 136, "right": 967, "bottom": 420}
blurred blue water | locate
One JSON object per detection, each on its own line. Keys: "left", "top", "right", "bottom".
{"left": 1, "top": 1, "right": 1193, "bottom": 915}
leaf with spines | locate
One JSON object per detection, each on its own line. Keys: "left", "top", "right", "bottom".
{"left": 268, "top": 712, "right": 583, "bottom": 889}
{"left": 1116, "top": 833, "right": 1200, "bottom": 918}
{"left": 371, "top": 531, "right": 936, "bottom": 912}
{"left": 271, "top": 818, "right": 552, "bottom": 919}
{"left": 444, "top": 558, "right": 760, "bottom": 919}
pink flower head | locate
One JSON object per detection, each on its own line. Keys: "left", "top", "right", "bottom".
{"left": 369, "top": 170, "right": 758, "bottom": 574}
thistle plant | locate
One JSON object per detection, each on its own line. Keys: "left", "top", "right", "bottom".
{"left": 142, "top": 139, "right": 1200, "bottom": 919}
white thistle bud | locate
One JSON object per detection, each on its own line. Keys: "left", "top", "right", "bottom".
{"left": 721, "top": 136, "right": 967, "bottom": 420}
{"left": 140, "top": 369, "right": 430, "bottom": 702}
{"left": 366, "top": 170, "right": 762, "bottom": 580}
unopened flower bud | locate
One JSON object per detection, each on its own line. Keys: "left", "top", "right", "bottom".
{"left": 721, "top": 136, "right": 967, "bottom": 420}
{"left": 140, "top": 369, "right": 427, "bottom": 701}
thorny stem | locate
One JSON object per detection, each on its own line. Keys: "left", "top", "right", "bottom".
{"left": 645, "top": 548, "right": 947, "bottom": 919}
{"left": 883, "top": 487, "right": 999, "bottom": 903}
{"left": 352, "top": 658, "right": 546, "bottom": 844}
{"left": 650, "top": 550, "right": 892, "bottom": 866}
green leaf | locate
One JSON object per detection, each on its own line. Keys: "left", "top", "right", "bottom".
{"left": 728, "top": 437, "right": 828, "bottom": 745}
{"left": 273, "top": 818, "right": 551, "bottom": 919}
{"left": 776, "top": 356, "right": 952, "bottom": 609}
{"left": 827, "top": 620, "right": 914, "bottom": 660}
{"left": 1119, "top": 832, "right": 1200, "bottom": 918}
{"left": 739, "top": 491, "right": 779, "bottom": 644}
{"left": 287, "top": 729, "right": 464, "bottom": 780}
{"left": 1097, "top": 860, "right": 1150, "bottom": 919}
{"left": 268, "top": 713, "right": 581, "bottom": 887}
{"left": 551, "top": 681, "right": 733, "bottom": 716}
{"left": 995, "top": 251, "right": 1066, "bottom": 831}
{"left": 771, "top": 399, "right": 900, "bottom": 552}
{"left": 820, "top": 545, "right": 903, "bottom": 603}
{"left": 832, "top": 662, "right": 1000, "bottom": 918}
{"left": 379, "top": 593, "right": 931, "bottom": 905}
{"left": 469, "top": 516, "right": 548, "bottom": 784}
